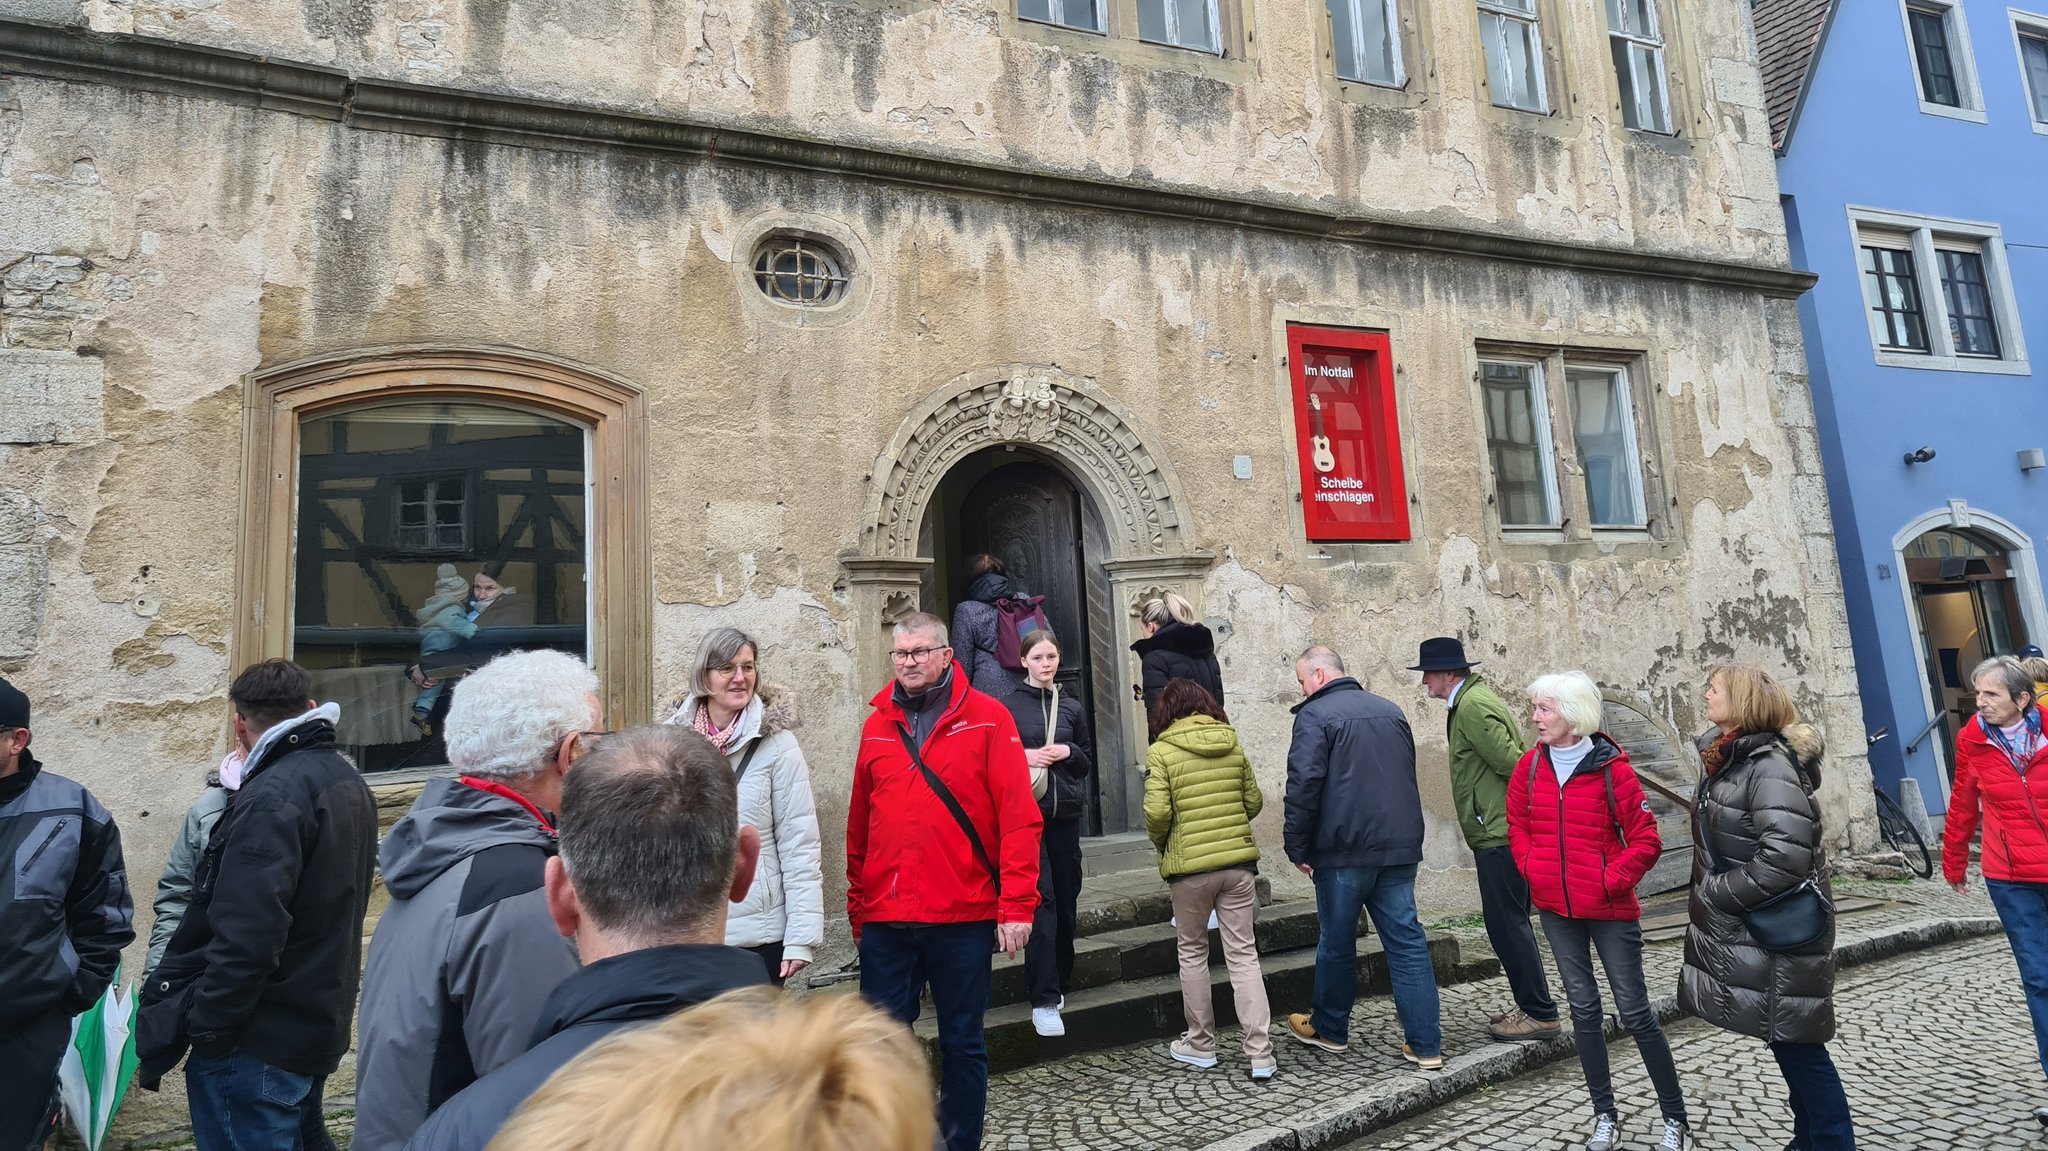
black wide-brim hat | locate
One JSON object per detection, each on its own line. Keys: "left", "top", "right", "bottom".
{"left": 1408, "top": 637, "right": 1475, "bottom": 673}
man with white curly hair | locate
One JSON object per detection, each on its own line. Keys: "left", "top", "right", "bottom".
{"left": 352, "top": 649, "right": 603, "bottom": 1151}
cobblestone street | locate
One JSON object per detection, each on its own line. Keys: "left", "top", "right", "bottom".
{"left": 1351, "top": 932, "right": 2040, "bottom": 1151}
{"left": 979, "top": 880, "right": 2021, "bottom": 1151}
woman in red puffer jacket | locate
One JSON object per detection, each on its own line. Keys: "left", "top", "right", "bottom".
{"left": 1942, "top": 655, "right": 2048, "bottom": 1128}
{"left": 1507, "top": 671, "right": 1689, "bottom": 1151}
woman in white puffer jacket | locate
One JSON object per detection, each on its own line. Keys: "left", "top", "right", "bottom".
{"left": 664, "top": 628, "right": 824, "bottom": 984}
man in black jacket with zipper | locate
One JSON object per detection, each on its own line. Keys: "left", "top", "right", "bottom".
{"left": 142, "top": 659, "right": 377, "bottom": 1151}
{"left": 0, "top": 676, "right": 133, "bottom": 1150}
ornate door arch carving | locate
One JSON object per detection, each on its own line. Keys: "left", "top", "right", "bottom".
{"left": 857, "top": 365, "right": 1199, "bottom": 562}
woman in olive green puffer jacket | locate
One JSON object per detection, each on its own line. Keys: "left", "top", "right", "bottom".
{"left": 1143, "top": 678, "right": 1275, "bottom": 1078}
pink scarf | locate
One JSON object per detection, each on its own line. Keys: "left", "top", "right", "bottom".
{"left": 690, "top": 702, "right": 744, "bottom": 754}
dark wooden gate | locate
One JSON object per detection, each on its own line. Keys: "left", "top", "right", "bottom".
{"left": 958, "top": 463, "right": 1103, "bottom": 833}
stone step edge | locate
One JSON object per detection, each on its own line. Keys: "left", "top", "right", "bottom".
{"left": 1190, "top": 916, "right": 2004, "bottom": 1151}
{"left": 924, "top": 934, "right": 1482, "bottom": 1039}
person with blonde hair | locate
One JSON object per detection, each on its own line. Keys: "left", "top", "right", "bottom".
{"left": 1506, "top": 671, "right": 1688, "bottom": 1151}
{"left": 485, "top": 988, "right": 935, "bottom": 1151}
{"left": 1681, "top": 665, "right": 1849, "bottom": 1149}
{"left": 1132, "top": 592, "right": 1224, "bottom": 722}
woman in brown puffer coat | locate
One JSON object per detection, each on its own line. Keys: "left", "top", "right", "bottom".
{"left": 1679, "top": 664, "right": 1853, "bottom": 1151}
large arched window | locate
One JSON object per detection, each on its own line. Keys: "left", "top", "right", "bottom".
{"left": 236, "top": 350, "right": 648, "bottom": 776}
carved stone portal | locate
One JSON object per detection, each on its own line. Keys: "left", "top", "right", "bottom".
{"left": 859, "top": 364, "right": 1192, "bottom": 562}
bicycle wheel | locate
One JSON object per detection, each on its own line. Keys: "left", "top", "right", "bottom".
{"left": 1873, "top": 787, "right": 1935, "bottom": 879}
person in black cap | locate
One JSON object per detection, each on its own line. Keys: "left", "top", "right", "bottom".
{"left": 1410, "top": 638, "right": 1560, "bottom": 1043}
{"left": 0, "top": 676, "right": 134, "bottom": 1149}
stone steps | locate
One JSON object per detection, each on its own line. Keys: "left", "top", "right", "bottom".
{"left": 930, "top": 930, "right": 1498, "bottom": 1073}
{"left": 986, "top": 893, "right": 1354, "bottom": 1008}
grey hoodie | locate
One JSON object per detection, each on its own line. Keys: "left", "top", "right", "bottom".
{"left": 351, "top": 778, "right": 579, "bottom": 1151}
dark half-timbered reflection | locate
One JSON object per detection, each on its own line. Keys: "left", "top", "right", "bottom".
{"left": 294, "top": 401, "right": 590, "bottom": 772}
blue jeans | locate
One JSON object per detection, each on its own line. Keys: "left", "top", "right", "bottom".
{"left": 1770, "top": 1041, "right": 1856, "bottom": 1149}
{"left": 1311, "top": 863, "right": 1442, "bottom": 1054}
{"left": 185, "top": 1049, "right": 334, "bottom": 1151}
{"left": 861, "top": 921, "right": 995, "bottom": 1151}
{"left": 1987, "top": 879, "right": 2048, "bottom": 1080}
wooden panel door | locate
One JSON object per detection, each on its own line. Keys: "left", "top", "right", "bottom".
{"left": 959, "top": 463, "right": 1099, "bottom": 829}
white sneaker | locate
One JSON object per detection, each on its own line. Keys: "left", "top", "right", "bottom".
{"left": 1585, "top": 1112, "right": 1619, "bottom": 1151}
{"left": 1658, "top": 1120, "right": 1691, "bottom": 1151}
{"left": 1032, "top": 1005, "right": 1065, "bottom": 1037}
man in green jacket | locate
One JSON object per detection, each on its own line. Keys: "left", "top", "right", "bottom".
{"left": 1412, "top": 637, "right": 1559, "bottom": 1042}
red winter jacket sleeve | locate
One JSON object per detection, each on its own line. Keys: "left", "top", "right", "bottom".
{"left": 1942, "top": 723, "right": 1983, "bottom": 887}
{"left": 1604, "top": 758, "right": 1663, "bottom": 894}
{"left": 1506, "top": 747, "right": 1536, "bottom": 877}
{"left": 845, "top": 742, "right": 875, "bottom": 940}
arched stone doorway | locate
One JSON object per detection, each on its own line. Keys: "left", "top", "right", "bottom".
{"left": 1891, "top": 503, "right": 2047, "bottom": 791}
{"left": 845, "top": 365, "right": 1212, "bottom": 833}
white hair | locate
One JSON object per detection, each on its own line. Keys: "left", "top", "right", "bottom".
{"left": 1527, "top": 671, "right": 1605, "bottom": 741}
{"left": 444, "top": 650, "right": 601, "bottom": 781}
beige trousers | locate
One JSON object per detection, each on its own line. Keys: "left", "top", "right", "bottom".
{"left": 1169, "top": 866, "right": 1274, "bottom": 1061}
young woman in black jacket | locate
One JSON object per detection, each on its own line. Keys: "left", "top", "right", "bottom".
{"left": 1002, "top": 630, "right": 1092, "bottom": 1038}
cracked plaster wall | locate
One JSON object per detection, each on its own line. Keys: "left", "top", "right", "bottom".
{"left": 0, "top": 64, "right": 1866, "bottom": 954}
{"left": 22, "top": 0, "right": 1794, "bottom": 268}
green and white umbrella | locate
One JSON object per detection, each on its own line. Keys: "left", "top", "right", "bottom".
{"left": 58, "top": 969, "right": 139, "bottom": 1151}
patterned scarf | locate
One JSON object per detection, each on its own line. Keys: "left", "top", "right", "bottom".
{"left": 1700, "top": 728, "right": 1742, "bottom": 777}
{"left": 691, "top": 702, "right": 745, "bottom": 754}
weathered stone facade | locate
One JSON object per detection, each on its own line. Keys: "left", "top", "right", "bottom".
{"left": 0, "top": 0, "right": 1874, "bottom": 968}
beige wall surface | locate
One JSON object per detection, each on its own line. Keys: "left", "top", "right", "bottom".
{"left": 20, "top": 0, "right": 1791, "bottom": 267}
{"left": 0, "top": 16, "right": 1862, "bottom": 967}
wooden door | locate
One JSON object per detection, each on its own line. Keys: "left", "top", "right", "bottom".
{"left": 959, "top": 463, "right": 1101, "bottom": 831}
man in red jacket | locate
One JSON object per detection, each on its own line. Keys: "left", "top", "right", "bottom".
{"left": 848, "top": 612, "right": 1041, "bottom": 1151}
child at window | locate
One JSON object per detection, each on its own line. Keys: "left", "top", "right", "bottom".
{"left": 411, "top": 563, "right": 477, "bottom": 736}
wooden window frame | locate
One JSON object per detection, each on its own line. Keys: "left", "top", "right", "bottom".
{"left": 233, "top": 348, "right": 651, "bottom": 737}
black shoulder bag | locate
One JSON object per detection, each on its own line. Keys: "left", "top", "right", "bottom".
{"left": 1696, "top": 798, "right": 1833, "bottom": 952}
{"left": 895, "top": 722, "right": 1000, "bottom": 896}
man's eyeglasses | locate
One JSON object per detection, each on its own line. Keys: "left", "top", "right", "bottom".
{"left": 889, "top": 646, "right": 948, "bottom": 664}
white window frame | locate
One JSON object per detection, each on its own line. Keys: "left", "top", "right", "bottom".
{"left": 2011, "top": 8, "right": 2048, "bottom": 134}
{"left": 1605, "top": 0, "right": 1673, "bottom": 134}
{"left": 1898, "top": 0, "right": 1988, "bottom": 122}
{"left": 1328, "top": 0, "right": 1407, "bottom": 88}
{"left": 1136, "top": 0, "right": 1223, "bottom": 54}
{"left": 1019, "top": 0, "right": 1109, "bottom": 36}
{"left": 1478, "top": 0, "right": 1551, "bottom": 114}
{"left": 1846, "top": 207, "right": 2030, "bottom": 375}
{"left": 1564, "top": 363, "right": 1649, "bottom": 529}
{"left": 1478, "top": 356, "right": 1562, "bottom": 530}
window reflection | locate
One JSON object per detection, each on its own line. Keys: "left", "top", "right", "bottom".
{"left": 294, "top": 402, "right": 590, "bottom": 772}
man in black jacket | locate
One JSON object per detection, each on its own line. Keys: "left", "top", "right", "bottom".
{"left": 0, "top": 676, "right": 133, "bottom": 1150}
{"left": 1280, "top": 647, "right": 1444, "bottom": 1069}
{"left": 144, "top": 659, "right": 377, "bottom": 1151}
{"left": 403, "top": 723, "right": 767, "bottom": 1151}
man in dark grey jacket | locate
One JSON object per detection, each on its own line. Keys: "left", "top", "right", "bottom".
{"left": 1280, "top": 647, "right": 1443, "bottom": 1068}
{"left": 0, "top": 676, "right": 133, "bottom": 1150}
{"left": 352, "top": 650, "right": 599, "bottom": 1151}
{"left": 402, "top": 723, "right": 766, "bottom": 1151}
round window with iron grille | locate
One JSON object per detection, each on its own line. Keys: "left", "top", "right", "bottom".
{"left": 751, "top": 236, "right": 848, "bottom": 307}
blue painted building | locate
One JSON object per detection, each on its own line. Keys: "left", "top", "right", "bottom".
{"left": 1758, "top": 0, "right": 2048, "bottom": 812}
